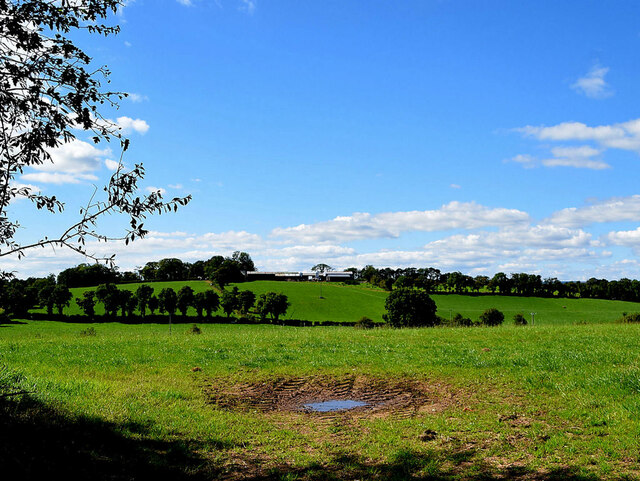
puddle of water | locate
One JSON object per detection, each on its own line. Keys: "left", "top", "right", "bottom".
{"left": 303, "top": 400, "right": 369, "bottom": 412}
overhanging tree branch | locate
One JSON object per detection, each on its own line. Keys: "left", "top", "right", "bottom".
{"left": 0, "top": 0, "right": 191, "bottom": 271}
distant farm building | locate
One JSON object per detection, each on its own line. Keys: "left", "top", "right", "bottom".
{"left": 245, "top": 271, "right": 354, "bottom": 282}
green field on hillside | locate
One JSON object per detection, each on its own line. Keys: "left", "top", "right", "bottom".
{"left": 34, "top": 280, "right": 640, "bottom": 324}
{"left": 2, "top": 320, "right": 640, "bottom": 479}
{"left": 232, "top": 281, "right": 388, "bottom": 322}
{"left": 234, "top": 281, "right": 636, "bottom": 325}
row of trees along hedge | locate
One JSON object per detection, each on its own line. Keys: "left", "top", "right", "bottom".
{"left": 1, "top": 277, "right": 290, "bottom": 323}
{"left": 355, "top": 266, "right": 640, "bottom": 301}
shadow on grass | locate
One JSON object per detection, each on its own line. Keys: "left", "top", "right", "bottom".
{"left": 0, "top": 319, "right": 27, "bottom": 327}
{"left": 0, "top": 396, "right": 613, "bottom": 481}
{"left": 26, "top": 312, "right": 348, "bottom": 327}
{"left": 241, "top": 449, "right": 607, "bottom": 481}
{"left": 0, "top": 394, "right": 228, "bottom": 481}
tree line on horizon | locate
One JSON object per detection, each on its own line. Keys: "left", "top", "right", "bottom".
{"left": 4, "top": 251, "right": 640, "bottom": 309}
{"left": 355, "top": 266, "right": 640, "bottom": 302}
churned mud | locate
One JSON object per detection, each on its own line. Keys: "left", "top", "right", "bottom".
{"left": 203, "top": 375, "right": 467, "bottom": 419}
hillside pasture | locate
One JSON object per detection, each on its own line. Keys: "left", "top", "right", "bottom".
{"left": 29, "top": 279, "right": 640, "bottom": 324}
{"left": 234, "top": 281, "right": 636, "bottom": 325}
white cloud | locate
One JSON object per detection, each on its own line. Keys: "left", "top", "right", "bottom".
{"left": 177, "top": 0, "right": 193, "bottom": 5}
{"left": 262, "top": 245, "right": 356, "bottom": 259}
{"left": 550, "top": 146, "right": 601, "bottom": 158}
{"left": 21, "top": 172, "right": 98, "bottom": 184}
{"left": 571, "top": 65, "right": 613, "bottom": 99}
{"left": 145, "top": 186, "right": 167, "bottom": 195}
{"left": 3, "top": 219, "right": 632, "bottom": 281}
{"left": 124, "top": 41, "right": 132, "bottom": 47}
{"left": 546, "top": 195, "right": 640, "bottom": 227}
{"left": 39, "top": 140, "right": 110, "bottom": 173}
{"left": 518, "top": 118, "right": 640, "bottom": 153}
{"left": 21, "top": 139, "right": 111, "bottom": 183}
{"left": 271, "top": 202, "right": 530, "bottom": 244}
{"left": 8, "top": 181, "right": 40, "bottom": 204}
{"left": 539, "top": 158, "right": 609, "bottom": 170}
{"left": 513, "top": 117, "right": 640, "bottom": 169}
{"left": 168, "top": 183, "right": 183, "bottom": 189}
{"left": 604, "top": 227, "right": 640, "bottom": 250}
{"left": 116, "top": 116, "right": 150, "bottom": 134}
{"left": 541, "top": 149, "right": 610, "bottom": 170}
{"left": 450, "top": 183, "right": 461, "bottom": 189}
{"left": 426, "top": 225, "right": 594, "bottom": 251}
{"left": 199, "top": 231, "right": 264, "bottom": 251}
{"left": 127, "top": 93, "right": 149, "bottom": 103}
{"left": 105, "top": 159, "right": 121, "bottom": 171}
{"left": 507, "top": 154, "right": 537, "bottom": 168}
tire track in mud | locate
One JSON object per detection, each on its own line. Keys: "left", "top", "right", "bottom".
{"left": 203, "top": 375, "right": 459, "bottom": 419}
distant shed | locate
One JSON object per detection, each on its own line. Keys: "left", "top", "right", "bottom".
{"left": 325, "top": 272, "right": 354, "bottom": 282}
{"left": 245, "top": 271, "right": 354, "bottom": 282}
{"left": 246, "top": 271, "right": 277, "bottom": 281}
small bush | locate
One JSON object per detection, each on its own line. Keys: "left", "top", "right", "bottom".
{"left": 354, "top": 316, "right": 375, "bottom": 329}
{"left": 453, "top": 313, "right": 474, "bottom": 327}
{"left": 618, "top": 313, "right": 640, "bottom": 324}
{"left": 79, "top": 327, "right": 96, "bottom": 337}
{"left": 442, "top": 313, "right": 474, "bottom": 327}
{"left": 188, "top": 324, "right": 202, "bottom": 334}
{"left": 513, "top": 313, "right": 527, "bottom": 326}
{"left": 479, "top": 308, "right": 504, "bottom": 326}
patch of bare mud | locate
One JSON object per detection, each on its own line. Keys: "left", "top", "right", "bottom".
{"left": 204, "top": 375, "right": 467, "bottom": 419}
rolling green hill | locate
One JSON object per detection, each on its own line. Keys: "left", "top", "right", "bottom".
{"left": 232, "top": 281, "right": 388, "bottom": 323}
{"left": 32, "top": 279, "right": 639, "bottom": 324}
{"left": 233, "top": 281, "right": 637, "bottom": 324}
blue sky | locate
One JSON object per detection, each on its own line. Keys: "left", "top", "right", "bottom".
{"left": 7, "top": 0, "right": 640, "bottom": 279}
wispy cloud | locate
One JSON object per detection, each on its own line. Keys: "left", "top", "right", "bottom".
{"left": 271, "top": 202, "right": 530, "bottom": 244}
{"left": 105, "top": 159, "right": 121, "bottom": 171}
{"left": 571, "top": 65, "right": 613, "bottom": 99}
{"left": 5, "top": 200, "right": 640, "bottom": 280}
{"left": 127, "top": 93, "right": 149, "bottom": 103}
{"left": 145, "top": 186, "right": 167, "bottom": 195}
{"left": 605, "top": 227, "right": 640, "bottom": 252}
{"left": 20, "top": 139, "right": 110, "bottom": 184}
{"left": 239, "top": 0, "right": 256, "bottom": 14}
{"left": 116, "top": 116, "right": 150, "bottom": 134}
{"left": 546, "top": 195, "right": 640, "bottom": 228}
{"left": 512, "top": 117, "right": 640, "bottom": 170}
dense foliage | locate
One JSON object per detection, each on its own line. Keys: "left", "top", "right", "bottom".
{"left": 383, "top": 288, "right": 438, "bottom": 327}
{"left": 479, "top": 308, "right": 505, "bottom": 326}
{"left": 256, "top": 292, "right": 290, "bottom": 322}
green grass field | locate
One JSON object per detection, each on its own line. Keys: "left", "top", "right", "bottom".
{"left": 2, "top": 320, "right": 640, "bottom": 479}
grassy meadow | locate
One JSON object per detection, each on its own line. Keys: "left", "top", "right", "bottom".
{"left": 39, "top": 279, "right": 640, "bottom": 325}
{"left": 2, "top": 320, "right": 640, "bottom": 479}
